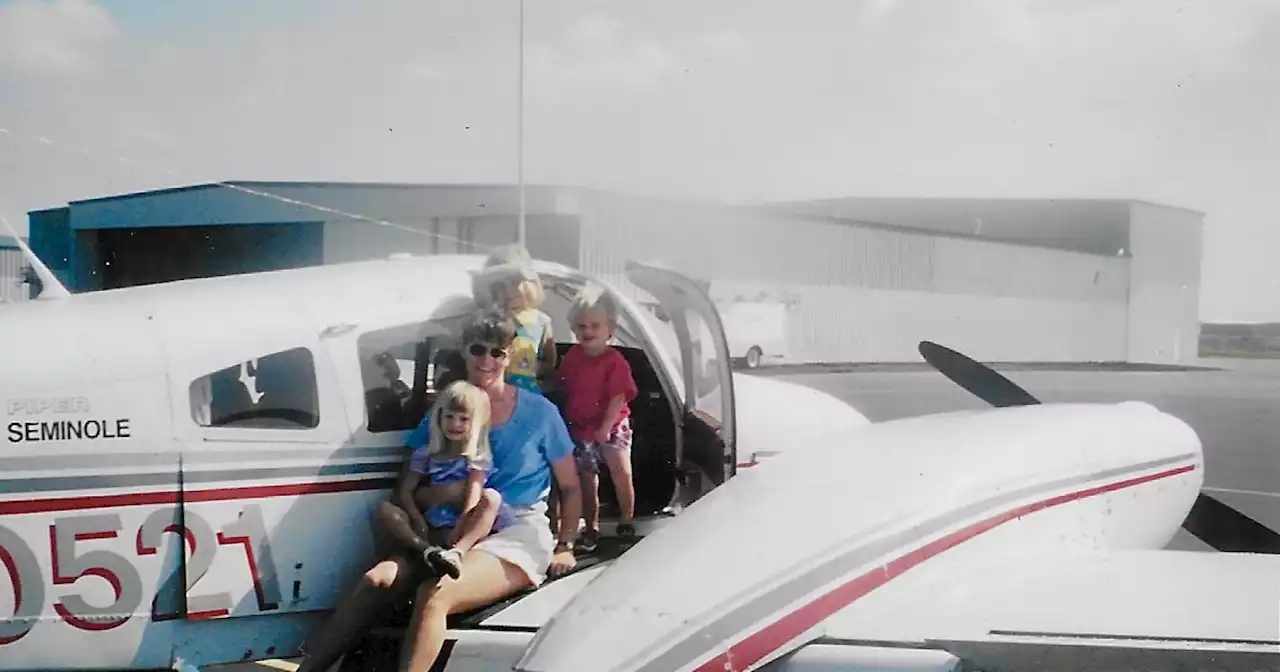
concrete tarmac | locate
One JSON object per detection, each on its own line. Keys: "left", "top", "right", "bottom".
{"left": 763, "top": 359, "right": 1280, "bottom": 551}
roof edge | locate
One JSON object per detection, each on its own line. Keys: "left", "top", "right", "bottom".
{"left": 760, "top": 195, "right": 1205, "bottom": 218}
{"left": 63, "top": 181, "right": 585, "bottom": 207}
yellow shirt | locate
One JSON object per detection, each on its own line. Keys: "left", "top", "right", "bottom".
{"left": 507, "top": 308, "right": 552, "bottom": 393}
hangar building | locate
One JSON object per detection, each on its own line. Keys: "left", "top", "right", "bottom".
{"left": 0, "top": 235, "right": 28, "bottom": 303}
{"left": 26, "top": 182, "right": 1203, "bottom": 364}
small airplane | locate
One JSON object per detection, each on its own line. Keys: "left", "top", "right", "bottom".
{"left": 0, "top": 235, "right": 867, "bottom": 671}
{"left": 0, "top": 233, "right": 1278, "bottom": 671}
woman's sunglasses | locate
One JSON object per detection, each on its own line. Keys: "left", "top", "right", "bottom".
{"left": 468, "top": 343, "right": 509, "bottom": 359}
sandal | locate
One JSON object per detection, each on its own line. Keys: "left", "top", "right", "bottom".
{"left": 425, "top": 547, "right": 463, "bottom": 580}
{"left": 576, "top": 529, "right": 599, "bottom": 553}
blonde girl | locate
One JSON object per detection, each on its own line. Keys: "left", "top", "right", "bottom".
{"left": 471, "top": 244, "right": 557, "bottom": 394}
{"left": 395, "top": 381, "right": 514, "bottom": 579}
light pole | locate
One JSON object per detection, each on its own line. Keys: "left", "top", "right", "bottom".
{"left": 516, "top": 0, "right": 526, "bottom": 247}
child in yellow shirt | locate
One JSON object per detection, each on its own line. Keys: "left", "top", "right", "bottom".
{"left": 471, "top": 244, "right": 557, "bottom": 394}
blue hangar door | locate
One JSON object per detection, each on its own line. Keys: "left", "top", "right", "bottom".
{"left": 95, "top": 223, "right": 325, "bottom": 290}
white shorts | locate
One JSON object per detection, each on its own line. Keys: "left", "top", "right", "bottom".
{"left": 472, "top": 501, "right": 554, "bottom": 587}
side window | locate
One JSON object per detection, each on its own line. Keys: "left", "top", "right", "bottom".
{"left": 189, "top": 347, "right": 320, "bottom": 430}
{"left": 358, "top": 318, "right": 464, "bottom": 433}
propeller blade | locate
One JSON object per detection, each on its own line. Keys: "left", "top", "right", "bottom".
{"left": 917, "top": 341, "right": 1041, "bottom": 407}
{"left": 1182, "top": 493, "right": 1280, "bottom": 554}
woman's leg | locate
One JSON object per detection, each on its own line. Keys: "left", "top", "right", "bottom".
{"left": 296, "top": 502, "right": 434, "bottom": 672}
{"left": 398, "top": 550, "right": 532, "bottom": 671}
{"left": 297, "top": 553, "right": 420, "bottom": 672}
{"left": 375, "top": 499, "right": 433, "bottom": 556}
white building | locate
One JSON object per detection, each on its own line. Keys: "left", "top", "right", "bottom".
{"left": 30, "top": 183, "right": 1202, "bottom": 364}
{"left": 0, "top": 235, "right": 28, "bottom": 304}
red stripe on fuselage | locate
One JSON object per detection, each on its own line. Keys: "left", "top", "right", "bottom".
{"left": 692, "top": 463, "right": 1197, "bottom": 672}
{"left": 0, "top": 478, "right": 396, "bottom": 516}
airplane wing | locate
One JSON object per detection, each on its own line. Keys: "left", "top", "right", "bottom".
{"left": 822, "top": 548, "right": 1280, "bottom": 672}
{"left": 349, "top": 549, "right": 1280, "bottom": 672}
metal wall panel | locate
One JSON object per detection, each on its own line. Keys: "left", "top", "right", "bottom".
{"left": 577, "top": 192, "right": 1132, "bottom": 363}
{"left": 323, "top": 218, "right": 442, "bottom": 264}
{"left": 933, "top": 237, "right": 1129, "bottom": 303}
{"left": 0, "top": 249, "right": 26, "bottom": 302}
{"left": 322, "top": 213, "right": 580, "bottom": 269}
{"left": 575, "top": 191, "right": 936, "bottom": 291}
{"left": 28, "top": 207, "right": 72, "bottom": 289}
{"left": 590, "top": 272, "right": 1128, "bottom": 363}
{"left": 699, "top": 279, "right": 1128, "bottom": 363}
{"left": 1126, "top": 202, "right": 1203, "bottom": 364}
{"left": 578, "top": 192, "right": 1126, "bottom": 300}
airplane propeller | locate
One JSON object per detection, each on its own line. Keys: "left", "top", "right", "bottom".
{"left": 917, "top": 340, "right": 1041, "bottom": 407}
{"left": 916, "top": 340, "right": 1280, "bottom": 555}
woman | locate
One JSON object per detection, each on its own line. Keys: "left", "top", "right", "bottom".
{"left": 296, "top": 310, "right": 582, "bottom": 671}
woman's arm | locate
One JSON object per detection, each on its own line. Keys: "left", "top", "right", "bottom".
{"left": 542, "top": 409, "right": 581, "bottom": 577}
{"left": 551, "top": 455, "right": 582, "bottom": 551}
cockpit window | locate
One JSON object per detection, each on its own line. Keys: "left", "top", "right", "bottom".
{"left": 189, "top": 347, "right": 320, "bottom": 430}
{"left": 358, "top": 318, "right": 463, "bottom": 433}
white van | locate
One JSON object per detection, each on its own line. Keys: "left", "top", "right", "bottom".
{"left": 718, "top": 300, "right": 789, "bottom": 368}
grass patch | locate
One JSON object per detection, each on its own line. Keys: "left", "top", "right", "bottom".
{"left": 1199, "top": 348, "right": 1280, "bottom": 360}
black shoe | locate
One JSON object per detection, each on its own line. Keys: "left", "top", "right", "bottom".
{"left": 576, "top": 529, "right": 599, "bottom": 553}
{"left": 616, "top": 523, "right": 638, "bottom": 543}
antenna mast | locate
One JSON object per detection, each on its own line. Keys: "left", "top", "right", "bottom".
{"left": 516, "top": 0, "right": 527, "bottom": 247}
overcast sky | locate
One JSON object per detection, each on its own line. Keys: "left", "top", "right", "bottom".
{"left": 1, "top": 0, "right": 1277, "bottom": 321}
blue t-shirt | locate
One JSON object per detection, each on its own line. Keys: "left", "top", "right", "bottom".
{"left": 405, "top": 388, "right": 573, "bottom": 510}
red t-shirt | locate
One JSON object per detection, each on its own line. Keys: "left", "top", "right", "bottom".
{"left": 555, "top": 345, "right": 639, "bottom": 441}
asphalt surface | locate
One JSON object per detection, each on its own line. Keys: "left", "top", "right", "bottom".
{"left": 759, "top": 357, "right": 1280, "bottom": 552}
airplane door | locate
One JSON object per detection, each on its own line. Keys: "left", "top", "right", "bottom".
{"left": 624, "top": 261, "right": 737, "bottom": 484}
{"left": 165, "top": 334, "right": 381, "bottom": 642}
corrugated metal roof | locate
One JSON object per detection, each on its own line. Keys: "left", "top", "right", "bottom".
{"left": 65, "top": 181, "right": 573, "bottom": 205}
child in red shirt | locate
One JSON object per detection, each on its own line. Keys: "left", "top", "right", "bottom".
{"left": 555, "top": 283, "right": 639, "bottom": 551}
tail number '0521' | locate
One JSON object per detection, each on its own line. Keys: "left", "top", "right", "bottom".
{"left": 0, "top": 525, "right": 44, "bottom": 646}
{"left": 0, "top": 504, "right": 280, "bottom": 644}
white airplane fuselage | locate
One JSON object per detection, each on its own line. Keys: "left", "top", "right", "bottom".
{"left": 0, "top": 252, "right": 1225, "bottom": 672}
{"left": 0, "top": 253, "right": 870, "bottom": 670}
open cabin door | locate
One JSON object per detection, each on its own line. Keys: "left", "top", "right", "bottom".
{"left": 624, "top": 261, "right": 737, "bottom": 485}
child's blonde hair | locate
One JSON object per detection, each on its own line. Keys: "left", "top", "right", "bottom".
{"left": 426, "top": 380, "right": 492, "bottom": 462}
{"left": 568, "top": 282, "right": 620, "bottom": 328}
{"left": 472, "top": 244, "right": 544, "bottom": 311}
